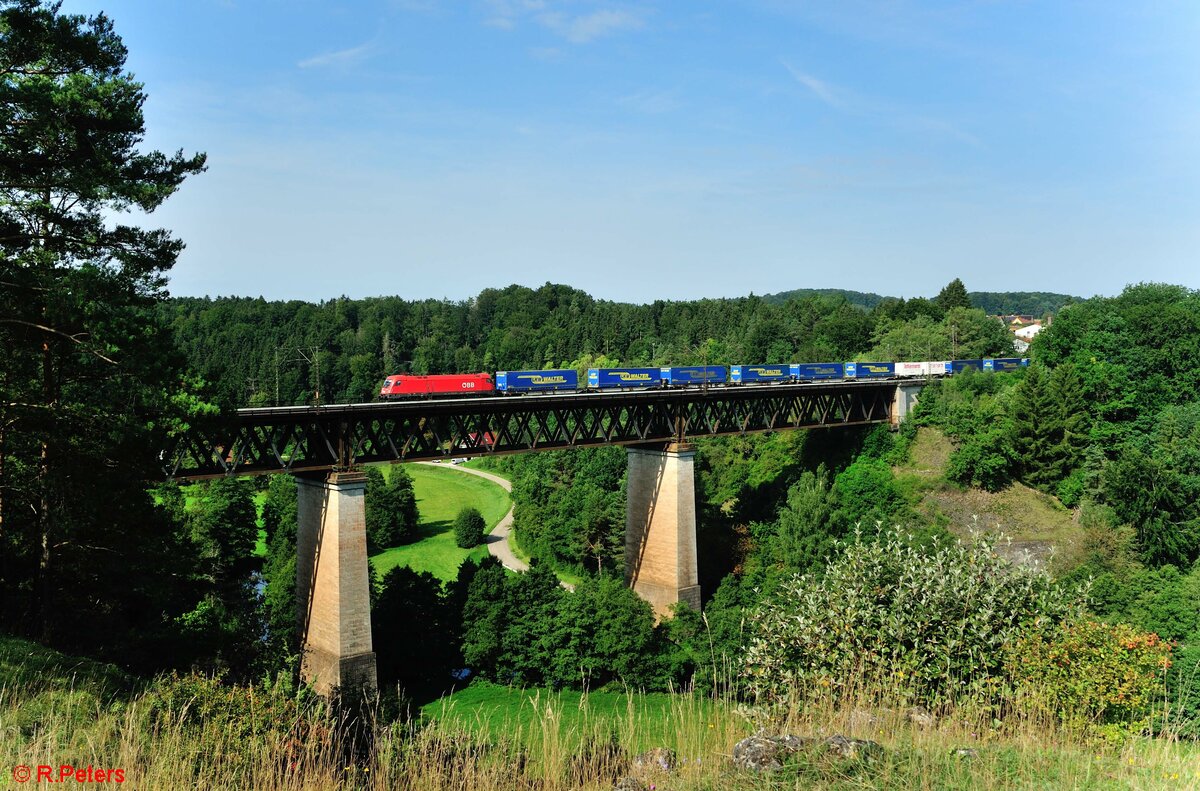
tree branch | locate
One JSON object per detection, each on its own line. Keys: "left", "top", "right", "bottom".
{"left": 0, "top": 319, "right": 118, "bottom": 364}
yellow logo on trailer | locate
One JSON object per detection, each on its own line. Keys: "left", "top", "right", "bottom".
{"left": 617, "top": 372, "right": 653, "bottom": 381}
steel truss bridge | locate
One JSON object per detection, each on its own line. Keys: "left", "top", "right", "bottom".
{"left": 166, "top": 381, "right": 899, "bottom": 481}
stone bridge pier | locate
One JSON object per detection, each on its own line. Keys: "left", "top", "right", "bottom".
{"left": 891, "top": 381, "right": 924, "bottom": 428}
{"left": 295, "top": 471, "right": 377, "bottom": 696}
{"left": 625, "top": 443, "right": 701, "bottom": 618}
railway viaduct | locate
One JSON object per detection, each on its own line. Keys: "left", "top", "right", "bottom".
{"left": 168, "top": 380, "right": 923, "bottom": 695}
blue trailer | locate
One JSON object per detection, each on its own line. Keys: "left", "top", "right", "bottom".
{"left": 661, "top": 365, "right": 727, "bottom": 386}
{"left": 791, "top": 362, "right": 845, "bottom": 381}
{"left": 496, "top": 369, "right": 579, "bottom": 393}
{"left": 587, "top": 367, "right": 664, "bottom": 389}
{"left": 731, "top": 364, "right": 791, "bottom": 384}
{"left": 848, "top": 362, "right": 895, "bottom": 378}
{"left": 986, "top": 358, "right": 1029, "bottom": 372}
{"left": 950, "top": 359, "right": 985, "bottom": 374}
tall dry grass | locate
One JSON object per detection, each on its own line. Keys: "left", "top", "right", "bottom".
{"left": 3, "top": 667, "right": 1199, "bottom": 790}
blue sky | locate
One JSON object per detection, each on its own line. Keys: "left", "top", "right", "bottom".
{"left": 64, "top": 1, "right": 1199, "bottom": 303}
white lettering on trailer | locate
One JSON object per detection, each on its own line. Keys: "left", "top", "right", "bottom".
{"left": 896, "top": 362, "right": 931, "bottom": 377}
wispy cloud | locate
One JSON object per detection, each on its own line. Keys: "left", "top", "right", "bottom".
{"left": 895, "top": 115, "right": 984, "bottom": 148}
{"left": 529, "top": 46, "right": 565, "bottom": 61}
{"left": 778, "top": 59, "right": 982, "bottom": 148}
{"left": 542, "top": 8, "right": 644, "bottom": 43}
{"left": 484, "top": 1, "right": 646, "bottom": 44}
{"left": 617, "top": 89, "right": 680, "bottom": 114}
{"left": 390, "top": 0, "right": 441, "bottom": 10}
{"left": 483, "top": 0, "right": 546, "bottom": 30}
{"left": 781, "top": 60, "right": 841, "bottom": 108}
{"left": 297, "top": 40, "right": 375, "bottom": 69}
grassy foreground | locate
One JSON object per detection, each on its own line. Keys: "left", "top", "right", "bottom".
{"left": 4, "top": 634, "right": 1199, "bottom": 790}
{"left": 370, "top": 463, "right": 511, "bottom": 582}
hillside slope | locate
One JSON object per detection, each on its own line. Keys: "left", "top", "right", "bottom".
{"left": 893, "top": 428, "right": 1084, "bottom": 572}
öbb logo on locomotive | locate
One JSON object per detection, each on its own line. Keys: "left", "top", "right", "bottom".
{"left": 378, "top": 358, "right": 1029, "bottom": 400}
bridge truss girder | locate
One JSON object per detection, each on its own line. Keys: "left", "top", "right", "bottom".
{"left": 166, "top": 382, "right": 895, "bottom": 480}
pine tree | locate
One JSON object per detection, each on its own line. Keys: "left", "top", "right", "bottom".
{"left": 460, "top": 557, "right": 506, "bottom": 674}
{"left": 935, "top": 278, "right": 972, "bottom": 312}
{"left": 365, "top": 466, "right": 419, "bottom": 553}
{"left": 387, "top": 464, "right": 419, "bottom": 540}
{"left": 372, "top": 566, "right": 455, "bottom": 694}
{"left": 771, "top": 466, "right": 839, "bottom": 572}
{"left": 0, "top": 1, "right": 206, "bottom": 648}
{"left": 1050, "top": 363, "right": 1089, "bottom": 475}
{"left": 1010, "top": 365, "right": 1061, "bottom": 490}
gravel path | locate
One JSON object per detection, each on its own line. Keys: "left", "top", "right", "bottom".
{"left": 415, "top": 461, "right": 574, "bottom": 590}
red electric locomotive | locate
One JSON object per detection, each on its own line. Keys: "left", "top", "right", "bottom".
{"left": 379, "top": 373, "right": 495, "bottom": 399}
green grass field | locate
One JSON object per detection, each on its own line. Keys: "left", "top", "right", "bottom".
{"left": 419, "top": 680, "right": 727, "bottom": 754}
{"left": 370, "top": 463, "right": 511, "bottom": 582}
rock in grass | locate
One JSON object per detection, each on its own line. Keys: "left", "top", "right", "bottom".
{"left": 632, "top": 747, "right": 677, "bottom": 773}
{"left": 952, "top": 747, "right": 979, "bottom": 759}
{"left": 613, "top": 776, "right": 647, "bottom": 791}
{"left": 731, "top": 734, "right": 813, "bottom": 772}
{"left": 823, "top": 735, "right": 884, "bottom": 761}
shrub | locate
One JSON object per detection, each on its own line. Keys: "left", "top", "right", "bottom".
{"left": 831, "top": 459, "right": 903, "bottom": 527}
{"left": 454, "top": 507, "right": 487, "bottom": 549}
{"left": 945, "top": 423, "right": 1018, "bottom": 491}
{"left": 743, "top": 527, "right": 1085, "bottom": 709}
{"left": 143, "top": 671, "right": 328, "bottom": 772}
{"left": 1056, "top": 469, "right": 1086, "bottom": 508}
{"left": 1008, "top": 619, "right": 1171, "bottom": 742}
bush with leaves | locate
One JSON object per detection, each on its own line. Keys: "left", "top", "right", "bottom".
{"left": 830, "top": 458, "right": 904, "bottom": 529}
{"left": 547, "top": 574, "right": 666, "bottom": 690}
{"left": 453, "top": 507, "right": 487, "bottom": 549}
{"left": 945, "top": 421, "right": 1019, "bottom": 491}
{"left": 144, "top": 671, "right": 327, "bottom": 774}
{"left": 759, "top": 465, "right": 840, "bottom": 574}
{"left": 1007, "top": 619, "right": 1171, "bottom": 742}
{"left": 742, "top": 527, "right": 1085, "bottom": 708}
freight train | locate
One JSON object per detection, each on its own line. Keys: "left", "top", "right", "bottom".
{"left": 378, "top": 358, "right": 1029, "bottom": 399}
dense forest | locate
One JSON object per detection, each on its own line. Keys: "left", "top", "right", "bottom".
{"left": 761, "top": 287, "right": 1078, "bottom": 317}
{"left": 161, "top": 276, "right": 1017, "bottom": 410}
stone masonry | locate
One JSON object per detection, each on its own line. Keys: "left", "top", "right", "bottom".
{"left": 625, "top": 443, "right": 701, "bottom": 617}
{"left": 891, "top": 382, "right": 923, "bottom": 429}
{"left": 295, "top": 471, "right": 377, "bottom": 695}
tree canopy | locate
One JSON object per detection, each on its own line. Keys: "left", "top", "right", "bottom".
{"left": 0, "top": 0, "right": 207, "bottom": 660}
